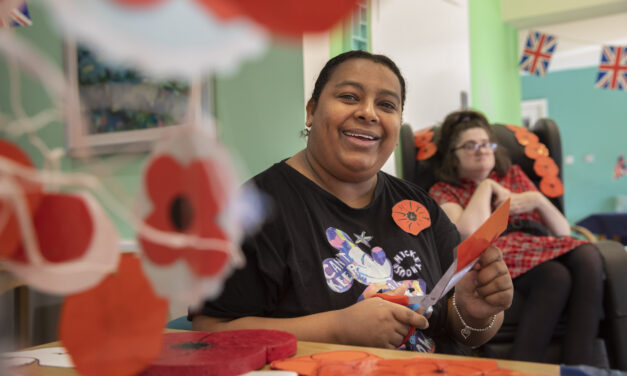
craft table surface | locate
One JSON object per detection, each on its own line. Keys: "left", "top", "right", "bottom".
{"left": 10, "top": 330, "right": 559, "bottom": 375}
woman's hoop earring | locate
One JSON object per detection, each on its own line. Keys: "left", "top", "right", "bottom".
{"left": 301, "top": 123, "right": 311, "bottom": 138}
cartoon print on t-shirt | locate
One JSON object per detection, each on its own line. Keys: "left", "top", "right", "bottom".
{"left": 322, "top": 227, "right": 436, "bottom": 352}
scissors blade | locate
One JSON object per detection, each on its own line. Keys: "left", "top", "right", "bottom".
{"left": 406, "top": 260, "right": 458, "bottom": 309}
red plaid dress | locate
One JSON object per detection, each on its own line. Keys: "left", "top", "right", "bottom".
{"left": 429, "top": 165, "right": 587, "bottom": 279}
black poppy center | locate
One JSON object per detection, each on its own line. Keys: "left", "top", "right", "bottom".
{"left": 170, "top": 195, "right": 194, "bottom": 231}
{"left": 406, "top": 211, "right": 417, "bottom": 221}
{"left": 172, "top": 341, "right": 211, "bottom": 350}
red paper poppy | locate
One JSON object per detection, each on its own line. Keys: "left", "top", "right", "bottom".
{"left": 515, "top": 131, "right": 539, "bottom": 146}
{"left": 272, "top": 351, "right": 381, "bottom": 375}
{"left": 524, "top": 142, "right": 549, "bottom": 160}
{"left": 59, "top": 254, "right": 168, "bottom": 376}
{"left": 414, "top": 128, "right": 434, "bottom": 148}
{"left": 139, "top": 155, "right": 230, "bottom": 277}
{"left": 391, "top": 200, "right": 431, "bottom": 236}
{"left": 416, "top": 142, "right": 437, "bottom": 161}
{"left": 540, "top": 175, "right": 564, "bottom": 198}
{"left": 199, "top": 0, "right": 361, "bottom": 37}
{"left": 533, "top": 156, "right": 559, "bottom": 177}
{"left": 0, "top": 140, "right": 43, "bottom": 259}
{"left": 505, "top": 124, "right": 525, "bottom": 134}
{"left": 10, "top": 193, "right": 94, "bottom": 264}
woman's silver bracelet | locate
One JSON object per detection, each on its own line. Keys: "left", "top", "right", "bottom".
{"left": 452, "top": 293, "right": 496, "bottom": 339}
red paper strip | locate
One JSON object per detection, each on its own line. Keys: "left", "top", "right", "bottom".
{"left": 456, "top": 198, "right": 510, "bottom": 272}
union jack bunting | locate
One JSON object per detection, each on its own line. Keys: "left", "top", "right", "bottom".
{"left": 614, "top": 154, "right": 627, "bottom": 180}
{"left": 0, "top": 2, "right": 32, "bottom": 28}
{"left": 519, "top": 31, "right": 558, "bottom": 77}
{"left": 595, "top": 45, "right": 627, "bottom": 91}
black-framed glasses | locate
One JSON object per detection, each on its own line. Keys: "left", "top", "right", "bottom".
{"left": 453, "top": 141, "right": 498, "bottom": 153}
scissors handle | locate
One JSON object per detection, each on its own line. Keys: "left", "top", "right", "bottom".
{"left": 372, "top": 293, "right": 414, "bottom": 347}
{"left": 373, "top": 293, "right": 409, "bottom": 306}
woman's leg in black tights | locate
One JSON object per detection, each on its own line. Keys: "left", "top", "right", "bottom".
{"left": 508, "top": 260, "right": 571, "bottom": 362}
{"left": 558, "top": 243, "right": 604, "bottom": 365}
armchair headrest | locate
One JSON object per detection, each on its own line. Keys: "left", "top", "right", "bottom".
{"left": 400, "top": 119, "right": 564, "bottom": 213}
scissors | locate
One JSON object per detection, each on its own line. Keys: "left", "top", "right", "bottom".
{"left": 373, "top": 198, "right": 511, "bottom": 346}
{"left": 372, "top": 259, "right": 459, "bottom": 346}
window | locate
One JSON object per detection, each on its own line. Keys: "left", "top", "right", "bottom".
{"left": 349, "top": 1, "right": 369, "bottom": 51}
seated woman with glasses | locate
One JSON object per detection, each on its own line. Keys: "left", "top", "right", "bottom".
{"left": 428, "top": 109, "right": 603, "bottom": 365}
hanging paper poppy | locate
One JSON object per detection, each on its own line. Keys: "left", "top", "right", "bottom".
{"left": 3, "top": 192, "right": 120, "bottom": 295}
{"left": 139, "top": 155, "right": 230, "bottom": 277}
{"left": 515, "top": 131, "right": 539, "bottom": 146}
{"left": 202, "top": 0, "right": 362, "bottom": 37}
{"left": 0, "top": 140, "right": 43, "bottom": 259}
{"left": 391, "top": 200, "right": 431, "bottom": 236}
{"left": 416, "top": 142, "right": 437, "bottom": 161}
{"left": 540, "top": 175, "right": 564, "bottom": 197}
{"left": 59, "top": 254, "right": 168, "bottom": 376}
{"left": 524, "top": 142, "right": 549, "bottom": 160}
{"left": 413, "top": 128, "right": 434, "bottom": 148}
{"left": 533, "top": 156, "right": 559, "bottom": 177}
{"left": 137, "top": 125, "right": 250, "bottom": 306}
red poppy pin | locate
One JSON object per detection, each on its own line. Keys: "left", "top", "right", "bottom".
{"left": 392, "top": 200, "right": 431, "bottom": 236}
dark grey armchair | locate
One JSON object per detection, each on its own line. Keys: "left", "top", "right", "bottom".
{"left": 399, "top": 119, "right": 627, "bottom": 369}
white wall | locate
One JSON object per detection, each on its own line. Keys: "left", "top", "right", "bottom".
{"left": 303, "top": 33, "right": 331, "bottom": 108}
{"left": 371, "top": 0, "right": 471, "bottom": 175}
{"left": 302, "top": 0, "right": 472, "bottom": 176}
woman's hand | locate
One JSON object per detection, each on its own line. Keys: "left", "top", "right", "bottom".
{"left": 509, "top": 191, "right": 543, "bottom": 215}
{"left": 454, "top": 245, "right": 513, "bottom": 325}
{"left": 333, "top": 294, "right": 429, "bottom": 349}
{"left": 487, "top": 179, "right": 511, "bottom": 210}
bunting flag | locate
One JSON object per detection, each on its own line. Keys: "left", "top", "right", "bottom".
{"left": 519, "top": 31, "right": 558, "bottom": 77}
{"left": 595, "top": 45, "right": 627, "bottom": 91}
{"left": 614, "top": 154, "right": 627, "bottom": 180}
{"left": 0, "top": 2, "right": 32, "bottom": 28}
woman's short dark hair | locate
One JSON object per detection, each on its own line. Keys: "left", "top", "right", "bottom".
{"left": 309, "top": 50, "right": 406, "bottom": 110}
{"left": 434, "top": 109, "right": 511, "bottom": 185}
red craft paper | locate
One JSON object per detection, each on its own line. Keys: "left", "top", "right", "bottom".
{"left": 273, "top": 350, "right": 531, "bottom": 376}
{"left": 391, "top": 200, "right": 431, "bottom": 236}
{"left": 59, "top": 254, "right": 168, "bottom": 376}
{"left": 272, "top": 351, "right": 381, "bottom": 375}
{"left": 143, "top": 330, "right": 297, "bottom": 376}
{"left": 456, "top": 198, "right": 510, "bottom": 272}
{"left": 0, "top": 139, "right": 43, "bottom": 259}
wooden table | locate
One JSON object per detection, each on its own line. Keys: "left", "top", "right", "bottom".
{"left": 9, "top": 337, "right": 559, "bottom": 375}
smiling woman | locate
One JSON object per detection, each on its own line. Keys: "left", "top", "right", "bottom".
{"left": 190, "top": 51, "right": 513, "bottom": 356}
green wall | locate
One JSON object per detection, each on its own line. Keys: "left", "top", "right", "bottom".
{"left": 215, "top": 44, "right": 305, "bottom": 179}
{"left": 0, "top": 2, "right": 305, "bottom": 239}
{"left": 468, "top": 0, "right": 522, "bottom": 125}
{"left": 522, "top": 68, "right": 627, "bottom": 222}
